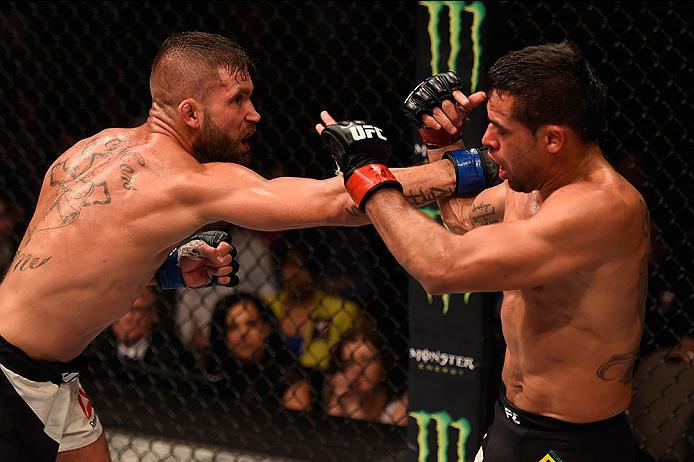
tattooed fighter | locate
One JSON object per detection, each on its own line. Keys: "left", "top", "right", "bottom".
{"left": 319, "top": 42, "right": 649, "bottom": 461}
{"left": 0, "top": 31, "right": 465, "bottom": 461}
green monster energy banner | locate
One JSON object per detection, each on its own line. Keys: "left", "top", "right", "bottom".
{"left": 407, "top": 2, "right": 491, "bottom": 461}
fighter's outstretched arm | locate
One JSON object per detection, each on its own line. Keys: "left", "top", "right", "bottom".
{"left": 184, "top": 155, "right": 458, "bottom": 233}
{"left": 364, "top": 185, "right": 632, "bottom": 294}
{"left": 190, "top": 162, "right": 366, "bottom": 231}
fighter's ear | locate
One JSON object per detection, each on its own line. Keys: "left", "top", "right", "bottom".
{"left": 178, "top": 98, "right": 201, "bottom": 129}
{"left": 543, "top": 124, "right": 566, "bottom": 154}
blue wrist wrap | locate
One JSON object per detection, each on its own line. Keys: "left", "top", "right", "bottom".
{"left": 155, "top": 249, "right": 185, "bottom": 289}
{"left": 444, "top": 148, "right": 488, "bottom": 196}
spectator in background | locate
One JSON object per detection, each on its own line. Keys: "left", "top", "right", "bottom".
{"left": 176, "top": 225, "right": 278, "bottom": 366}
{"left": 265, "top": 244, "right": 361, "bottom": 401}
{"left": 204, "top": 292, "right": 308, "bottom": 409}
{"left": 88, "top": 286, "right": 195, "bottom": 382}
{"left": 381, "top": 392, "right": 408, "bottom": 427}
{"left": 322, "top": 325, "right": 405, "bottom": 426}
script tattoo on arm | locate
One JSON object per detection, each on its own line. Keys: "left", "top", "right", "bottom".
{"left": 596, "top": 351, "right": 639, "bottom": 384}
{"left": 470, "top": 202, "right": 499, "bottom": 225}
{"left": 343, "top": 185, "right": 454, "bottom": 216}
{"left": 404, "top": 186, "right": 454, "bottom": 208}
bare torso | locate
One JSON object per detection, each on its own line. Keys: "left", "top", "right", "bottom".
{"left": 499, "top": 168, "right": 648, "bottom": 422}
{"left": 0, "top": 128, "right": 219, "bottom": 361}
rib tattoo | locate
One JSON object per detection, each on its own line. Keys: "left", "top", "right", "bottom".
{"left": 596, "top": 351, "right": 638, "bottom": 384}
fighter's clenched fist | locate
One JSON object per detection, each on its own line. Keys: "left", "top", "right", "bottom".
{"left": 319, "top": 119, "right": 402, "bottom": 212}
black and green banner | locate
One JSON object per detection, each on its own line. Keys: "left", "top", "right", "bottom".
{"left": 407, "top": 2, "right": 492, "bottom": 461}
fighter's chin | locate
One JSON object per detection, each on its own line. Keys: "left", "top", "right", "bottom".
{"left": 507, "top": 178, "right": 534, "bottom": 194}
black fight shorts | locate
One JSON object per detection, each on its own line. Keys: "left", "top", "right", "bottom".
{"left": 0, "top": 335, "right": 102, "bottom": 462}
{"left": 475, "top": 389, "right": 635, "bottom": 462}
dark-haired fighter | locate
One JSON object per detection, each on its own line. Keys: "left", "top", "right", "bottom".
{"left": 319, "top": 42, "right": 647, "bottom": 461}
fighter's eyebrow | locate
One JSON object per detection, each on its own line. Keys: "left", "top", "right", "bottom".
{"left": 227, "top": 85, "right": 253, "bottom": 101}
{"left": 489, "top": 118, "right": 509, "bottom": 133}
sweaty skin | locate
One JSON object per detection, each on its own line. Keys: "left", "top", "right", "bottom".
{"left": 0, "top": 70, "right": 455, "bottom": 364}
{"left": 360, "top": 90, "right": 649, "bottom": 424}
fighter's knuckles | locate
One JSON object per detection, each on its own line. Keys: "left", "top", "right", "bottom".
{"left": 208, "top": 266, "right": 232, "bottom": 277}
{"left": 403, "top": 71, "right": 465, "bottom": 129}
{"left": 212, "top": 253, "right": 232, "bottom": 267}
{"left": 216, "top": 241, "right": 232, "bottom": 253}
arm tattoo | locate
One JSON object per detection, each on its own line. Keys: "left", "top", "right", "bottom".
{"left": 405, "top": 186, "right": 454, "bottom": 208}
{"left": 596, "top": 351, "right": 638, "bottom": 384}
{"left": 345, "top": 204, "right": 362, "bottom": 217}
{"left": 471, "top": 202, "right": 499, "bottom": 225}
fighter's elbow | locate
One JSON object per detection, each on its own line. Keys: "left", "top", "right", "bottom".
{"left": 414, "top": 264, "right": 450, "bottom": 295}
{"left": 419, "top": 275, "right": 450, "bottom": 295}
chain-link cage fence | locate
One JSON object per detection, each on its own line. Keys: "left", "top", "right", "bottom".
{"left": 0, "top": 1, "right": 691, "bottom": 461}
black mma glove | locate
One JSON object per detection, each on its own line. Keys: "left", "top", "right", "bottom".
{"left": 155, "top": 231, "right": 240, "bottom": 289}
{"left": 402, "top": 71, "right": 465, "bottom": 148}
{"left": 321, "top": 120, "right": 403, "bottom": 211}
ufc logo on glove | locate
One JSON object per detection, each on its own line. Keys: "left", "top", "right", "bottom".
{"left": 349, "top": 124, "right": 387, "bottom": 141}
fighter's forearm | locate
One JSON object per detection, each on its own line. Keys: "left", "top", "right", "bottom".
{"left": 322, "top": 176, "right": 372, "bottom": 226}
{"left": 390, "top": 159, "right": 456, "bottom": 208}
{"left": 365, "top": 188, "right": 457, "bottom": 293}
{"left": 391, "top": 158, "right": 478, "bottom": 234}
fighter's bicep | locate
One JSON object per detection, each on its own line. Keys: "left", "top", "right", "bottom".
{"left": 468, "top": 182, "right": 507, "bottom": 226}
{"left": 444, "top": 194, "right": 617, "bottom": 291}
{"left": 440, "top": 181, "right": 506, "bottom": 234}
{"left": 503, "top": 205, "right": 621, "bottom": 286}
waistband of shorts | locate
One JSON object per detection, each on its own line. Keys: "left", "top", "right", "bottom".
{"left": 499, "top": 385, "right": 627, "bottom": 432}
{"left": 0, "top": 334, "right": 80, "bottom": 383}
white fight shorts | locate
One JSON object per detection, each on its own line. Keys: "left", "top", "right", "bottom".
{"left": 0, "top": 335, "right": 103, "bottom": 461}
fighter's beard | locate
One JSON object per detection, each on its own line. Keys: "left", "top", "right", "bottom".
{"left": 193, "top": 114, "right": 247, "bottom": 164}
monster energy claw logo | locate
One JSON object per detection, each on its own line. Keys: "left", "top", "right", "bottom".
{"left": 419, "top": 1, "right": 484, "bottom": 315}
{"left": 419, "top": 1, "right": 485, "bottom": 89}
{"left": 410, "top": 410, "right": 471, "bottom": 462}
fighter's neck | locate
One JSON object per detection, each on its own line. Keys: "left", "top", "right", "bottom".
{"left": 145, "top": 105, "right": 195, "bottom": 156}
{"left": 538, "top": 145, "right": 605, "bottom": 199}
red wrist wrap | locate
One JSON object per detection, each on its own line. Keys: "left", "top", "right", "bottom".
{"left": 345, "top": 164, "right": 401, "bottom": 211}
{"left": 419, "top": 127, "right": 461, "bottom": 148}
